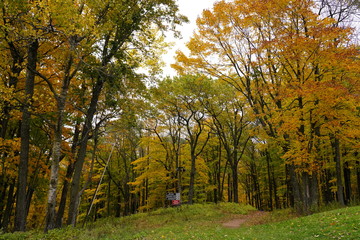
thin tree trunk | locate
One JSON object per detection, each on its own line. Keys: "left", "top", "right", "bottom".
{"left": 357, "top": 161, "right": 360, "bottom": 200}
{"left": 15, "top": 40, "right": 38, "bottom": 231}
{"left": 82, "top": 145, "right": 113, "bottom": 226}
{"left": 245, "top": 176, "right": 251, "bottom": 205}
{"left": 232, "top": 137, "right": 249, "bottom": 204}
{"left": 231, "top": 148, "right": 239, "bottom": 203}
{"left": 285, "top": 164, "right": 292, "bottom": 207}
{"left": 55, "top": 121, "right": 80, "bottom": 228}
{"left": 220, "top": 159, "right": 228, "bottom": 202}
{"left": 343, "top": 161, "right": 351, "bottom": 204}
{"left": 255, "top": 173, "right": 262, "bottom": 209}
{"left": 272, "top": 169, "right": 280, "bottom": 209}
{"left": 0, "top": 180, "right": 7, "bottom": 227}
{"left": 217, "top": 142, "right": 222, "bottom": 202}
{"left": 55, "top": 163, "right": 74, "bottom": 228}
{"left": 1, "top": 179, "right": 16, "bottom": 232}
{"left": 107, "top": 179, "right": 111, "bottom": 217}
{"left": 227, "top": 174, "right": 232, "bottom": 202}
{"left": 332, "top": 135, "right": 345, "bottom": 206}
{"left": 266, "top": 151, "right": 273, "bottom": 210}
{"left": 25, "top": 187, "right": 34, "bottom": 218}
{"left": 188, "top": 150, "right": 196, "bottom": 204}
{"left": 115, "top": 188, "right": 121, "bottom": 218}
{"left": 232, "top": 164, "right": 239, "bottom": 203}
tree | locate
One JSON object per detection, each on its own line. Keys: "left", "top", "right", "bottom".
{"left": 67, "top": 0, "right": 186, "bottom": 226}
{"left": 1, "top": 0, "right": 186, "bottom": 230}
{"left": 152, "top": 75, "right": 212, "bottom": 204}
{"left": 15, "top": 39, "right": 38, "bottom": 232}
{"left": 173, "top": 0, "right": 359, "bottom": 212}
{"left": 316, "top": 0, "right": 360, "bottom": 27}
{"left": 200, "top": 80, "right": 251, "bottom": 203}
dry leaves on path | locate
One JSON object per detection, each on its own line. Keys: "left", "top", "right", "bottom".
{"left": 222, "top": 211, "right": 269, "bottom": 228}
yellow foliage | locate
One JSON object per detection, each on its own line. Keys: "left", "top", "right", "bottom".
{"left": 173, "top": 0, "right": 360, "bottom": 178}
{"left": 0, "top": 138, "right": 21, "bottom": 177}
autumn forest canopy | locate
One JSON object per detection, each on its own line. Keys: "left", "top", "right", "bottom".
{"left": 0, "top": 0, "right": 359, "bottom": 234}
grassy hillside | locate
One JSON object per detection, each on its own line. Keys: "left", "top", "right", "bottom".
{"left": 1, "top": 203, "right": 359, "bottom": 239}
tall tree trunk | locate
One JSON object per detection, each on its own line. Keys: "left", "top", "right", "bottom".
{"left": 332, "top": 135, "right": 345, "bottom": 206}
{"left": 302, "top": 172, "right": 310, "bottom": 213}
{"left": 68, "top": 79, "right": 104, "bottom": 226}
{"left": 322, "top": 168, "right": 334, "bottom": 204}
{"left": 300, "top": 171, "right": 319, "bottom": 213}
{"left": 309, "top": 172, "right": 319, "bottom": 210}
{"left": 308, "top": 115, "right": 320, "bottom": 210}
{"left": 14, "top": 40, "right": 38, "bottom": 231}
{"left": 288, "top": 164, "right": 302, "bottom": 212}
{"left": 45, "top": 52, "right": 75, "bottom": 231}
{"left": 44, "top": 112, "right": 63, "bottom": 232}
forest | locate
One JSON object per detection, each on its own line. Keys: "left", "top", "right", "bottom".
{"left": 0, "top": 0, "right": 359, "bottom": 234}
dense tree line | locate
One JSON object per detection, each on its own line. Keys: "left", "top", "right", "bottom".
{"left": 0, "top": 0, "right": 359, "bottom": 233}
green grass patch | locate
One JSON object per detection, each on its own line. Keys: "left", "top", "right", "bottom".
{"left": 1, "top": 204, "right": 359, "bottom": 240}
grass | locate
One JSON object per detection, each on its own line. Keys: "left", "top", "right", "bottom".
{"left": 1, "top": 203, "right": 359, "bottom": 240}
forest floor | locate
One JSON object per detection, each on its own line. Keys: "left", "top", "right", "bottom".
{"left": 1, "top": 203, "right": 359, "bottom": 239}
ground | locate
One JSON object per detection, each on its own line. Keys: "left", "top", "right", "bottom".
{"left": 222, "top": 211, "right": 270, "bottom": 228}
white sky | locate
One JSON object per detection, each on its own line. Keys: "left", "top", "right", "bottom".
{"left": 161, "top": 0, "right": 218, "bottom": 77}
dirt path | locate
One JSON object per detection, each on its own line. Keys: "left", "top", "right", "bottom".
{"left": 222, "top": 211, "right": 269, "bottom": 228}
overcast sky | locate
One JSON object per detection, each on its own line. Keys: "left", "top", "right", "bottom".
{"left": 161, "top": 0, "right": 218, "bottom": 76}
